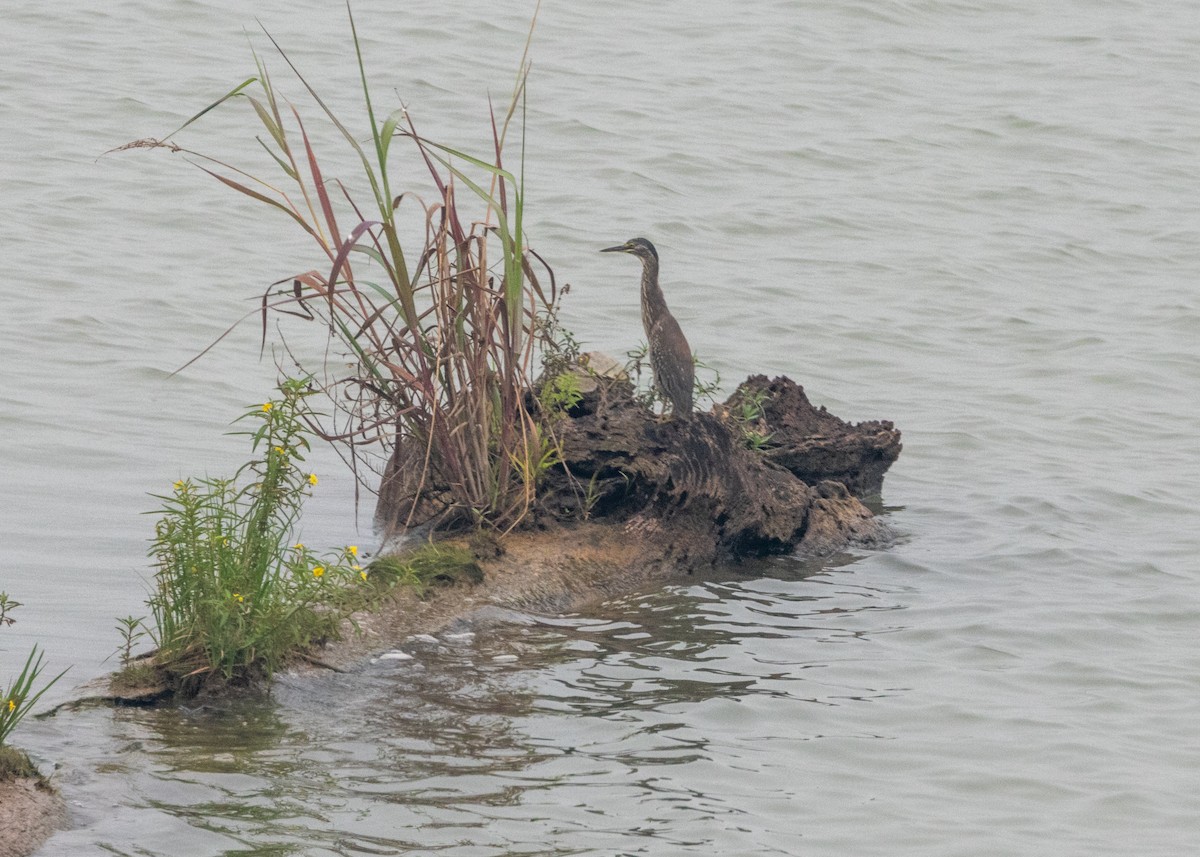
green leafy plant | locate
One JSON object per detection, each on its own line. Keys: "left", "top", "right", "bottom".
{"left": 729, "top": 388, "right": 774, "bottom": 451}
{"left": 114, "top": 616, "right": 148, "bottom": 666}
{"left": 118, "top": 7, "right": 558, "bottom": 535}
{"left": 0, "top": 598, "right": 68, "bottom": 749}
{"left": 0, "top": 593, "right": 19, "bottom": 628}
{"left": 145, "top": 379, "right": 373, "bottom": 689}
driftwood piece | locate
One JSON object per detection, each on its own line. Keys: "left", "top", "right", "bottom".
{"left": 730, "top": 374, "right": 902, "bottom": 497}
{"left": 536, "top": 373, "right": 901, "bottom": 562}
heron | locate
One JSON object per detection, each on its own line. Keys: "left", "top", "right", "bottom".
{"left": 601, "top": 237, "right": 694, "bottom": 417}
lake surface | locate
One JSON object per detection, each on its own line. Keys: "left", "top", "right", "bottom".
{"left": 4, "top": 1, "right": 1199, "bottom": 854}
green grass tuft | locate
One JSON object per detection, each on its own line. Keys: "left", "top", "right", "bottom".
{"left": 0, "top": 745, "right": 41, "bottom": 783}
{"left": 368, "top": 542, "right": 484, "bottom": 593}
{"left": 1, "top": 596, "right": 68, "bottom": 748}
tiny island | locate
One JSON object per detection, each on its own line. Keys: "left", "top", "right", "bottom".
{"left": 3, "top": 17, "right": 901, "bottom": 854}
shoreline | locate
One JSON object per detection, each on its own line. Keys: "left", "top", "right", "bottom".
{"left": 286, "top": 509, "right": 892, "bottom": 676}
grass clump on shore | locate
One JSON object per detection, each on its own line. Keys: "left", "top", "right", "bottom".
{"left": 0, "top": 744, "right": 42, "bottom": 782}
{"left": 142, "top": 380, "right": 376, "bottom": 692}
{"left": 119, "top": 6, "right": 560, "bottom": 535}
{"left": 367, "top": 542, "right": 484, "bottom": 592}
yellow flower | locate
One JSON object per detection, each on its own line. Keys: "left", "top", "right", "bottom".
{"left": 273, "top": 446, "right": 285, "bottom": 455}
{"left": 312, "top": 566, "right": 325, "bottom": 579}
{"left": 359, "top": 570, "right": 368, "bottom": 582}
{"left": 262, "top": 402, "right": 273, "bottom": 412}
{"left": 6, "top": 698, "right": 15, "bottom": 713}
{"left": 173, "top": 480, "right": 184, "bottom": 490}
{"left": 308, "top": 473, "right": 319, "bottom": 486}
{"left": 351, "top": 564, "right": 362, "bottom": 571}
{"left": 233, "top": 593, "right": 244, "bottom": 603}
{"left": 293, "top": 542, "right": 305, "bottom": 550}
{"left": 347, "top": 545, "right": 358, "bottom": 557}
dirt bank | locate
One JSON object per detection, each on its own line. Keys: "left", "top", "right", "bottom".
{"left": 0, "top": 772, "right": 67, "bottom": 857}
{"left": 316, "top": 503, "right": 887, "bottom": 671}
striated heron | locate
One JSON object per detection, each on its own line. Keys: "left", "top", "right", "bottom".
{"left": 601, "top": 237, "right": 694, "bottom": 417}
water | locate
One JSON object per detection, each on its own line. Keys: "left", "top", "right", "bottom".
{"left": 3, "top": 0, "right": 1199, "bottom": 853}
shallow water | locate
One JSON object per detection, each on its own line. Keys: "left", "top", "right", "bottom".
{"left": 4, "top": 1, "right": 1200, "bottom": 854}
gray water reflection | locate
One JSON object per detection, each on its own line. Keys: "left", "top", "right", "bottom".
{"left": 43, "top": 555, "right": 902, "bottom": 856}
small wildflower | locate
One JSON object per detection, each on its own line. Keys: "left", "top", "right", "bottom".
{"left": 359, "top": 570, "right": 368, "bottom": 582}
{"left": 262, "top": 402, "right": 273, "bottom": 412}
{"left": 351, "top": 564, "right": 362, "bottom": 572}
{"left": 173, "top": 480, "right": 184, "bottom": 490}
{"left": 347, "top": 545, "right": 358, "bottom": 557}
{"left": 273, "top": 445, "right": 285, "bottom": 455}
{"left": 6, "top": 698, "right": 15, "bottom": 713}
{"left": 293, "top": 542, "right": 305, "bottom": 551}
{"left": 308, "top": 473, "right": 318, "bottom": 486}
{"left": 312, "top": 566, "right": 325, "bottom": 579}
{"left": 233, "top": 593, "right": 244, "bottom": 603}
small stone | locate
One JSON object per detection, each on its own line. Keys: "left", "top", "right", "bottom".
{"left": 378, "top": 651, "right": 413, "bottom": 661}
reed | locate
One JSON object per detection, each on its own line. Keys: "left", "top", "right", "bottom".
{"left": 120, "top": 6, "right": 557, "bottom": 533}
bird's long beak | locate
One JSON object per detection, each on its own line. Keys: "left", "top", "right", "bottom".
{"left": 600, "top": 244, "right": 628, "bottom": 253}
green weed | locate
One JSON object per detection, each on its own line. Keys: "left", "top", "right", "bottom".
{"left": 0, "top": 596, "right": 68, "bottom": 750}
{"left": 1, "top": 645, "right": 67, "bottom": 749}
{"left": 0, "top": 593, "right": 19, "bottom": 627}
{"left": 144, "top": 379, "right": 374, "bottom": 691}
{"left": 368, "top": 542, "right": 484, "bottom": 593}
{"left": 728, "top": 388, "right": 775, "bottom": 451}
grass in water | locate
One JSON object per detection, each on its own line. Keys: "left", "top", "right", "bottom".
{"left": 0, "top": 594, "right": 68, "bottom": 753}
{"left": 144, "top": 379, "right": 375, "bottom": 692}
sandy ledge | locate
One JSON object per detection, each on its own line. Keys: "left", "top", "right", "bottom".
{"left": 299, "top": 508, "right": 890, "bottom": 674}
{"left": 0, "top": 774, "right": 67, "bottom": 857}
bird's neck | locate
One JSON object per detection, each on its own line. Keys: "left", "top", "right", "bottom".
{"left": 639, "top": 255, "right": 665, "bottom": 333}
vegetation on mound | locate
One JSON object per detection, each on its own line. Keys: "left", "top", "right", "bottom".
{"left": 132, "top": 381, "right": 389, "bottom": 696}
{"left": 367, "top": 542, "right": 484, "bottom": 592}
